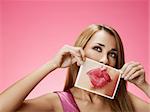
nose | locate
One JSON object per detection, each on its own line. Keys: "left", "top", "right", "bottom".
{"left": 99, "top": 54, "right": 109, "bottom": 65}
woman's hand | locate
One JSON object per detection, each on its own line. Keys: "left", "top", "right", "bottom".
{"left": 121, "top": 61, "right": 145, "bottom": 85}
{"left": 52, "top": 45, "right": 86, "bottom": 68}
{"left": 120, "top": 61, "right": 150, "bottom": 98}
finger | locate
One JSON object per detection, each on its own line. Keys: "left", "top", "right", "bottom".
{"left": 121, "top": 62, "right": 140, "bottom": 78}
{"left": 128, "top": 68, "right": 144, "bottom": 80}
{"left": 70, "top": 50, "right": 84, "bottom": 65}
{"left": 124, "top": 65, "right": 142, "bottom": 80}
{"left": 120, "top": 63, "right": 130, "bottom": 78}
{"left": 71, "top": 47, "right": 85, "bottom": 62}
{"left": 72, "top": 57, "right": 80, "bottom": 66}
{"left": 72, "top": 54, "right": 83, "bottom": 65}
{"left": 64, "top": 46, "right": 82, "bottom": 57}
{"left": 71, "top": 56, "right": 82, "bottom": 66}
{"left": 121, "top": 61, "right": 140, "bottom": 73}
{"left": 69, "top": 47, "right": 85, "bottom": 64}
{"left": 71, "top": 56, "right": 77, "bottom": 64}
{"left": 61, "top": 45, "right": 78, "bottom": 56}
{"left": 77, "top": 61, "right": 82, "bottom": 66}
{"left": 62, "top": 47, "right": 84, "bottom": 65}
{"left": 100, "top": 65, "right": 107, "bottom": 70}
{"left": 78, "top": 48, "right": 86, "bottom": 61}
{"left": 75, "top": 55, "right": 84, "bottom": 65}
{"left": 120, "top": 62, "right": 132, "bottom": 74}
{"left": 63, "top": 46, "right": 82, "bottom": 59}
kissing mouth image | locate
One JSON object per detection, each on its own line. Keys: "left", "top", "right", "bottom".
{"left": 87, "top": 67, "right": 111, "bottom": 88}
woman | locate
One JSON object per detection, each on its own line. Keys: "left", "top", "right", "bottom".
{"left": 0, "top": 24, "right": 149, "bottom": 112}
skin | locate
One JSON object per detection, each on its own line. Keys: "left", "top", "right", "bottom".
{"left": 84, "top": 30, "right": 117, "bottom": 67}
{"left": 0, "top": 30, "right": 149, "bottom": 112}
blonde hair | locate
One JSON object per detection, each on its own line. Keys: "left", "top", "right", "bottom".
{"left": 64, "top": 24, "right": 134, "bottom": 112}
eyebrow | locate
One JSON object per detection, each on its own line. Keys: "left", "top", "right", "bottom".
{"left": 96, "top": 43, "right": 118, "bottom": 52}
{"left": 96, "top": 43, "right": 105, "bottom": 47}
{"left": 111, "top": 49, "right": 118, "bottom": 52}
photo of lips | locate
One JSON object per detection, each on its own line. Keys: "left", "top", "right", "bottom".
{"left": 74, "top": 58, "right": 121, "bottom": 99}
{"left": 87, "top": 67, "right": 111, "bottom": 88}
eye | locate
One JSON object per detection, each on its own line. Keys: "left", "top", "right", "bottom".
{"left": 92, "top": 46, "right": 102, "bottom": 52}
{"left": 109, "top": 52, "right": 117, "bottom": 59}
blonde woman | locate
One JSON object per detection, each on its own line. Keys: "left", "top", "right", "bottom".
{"left": 0, "top": 24, "right": 149, "bottom": 112}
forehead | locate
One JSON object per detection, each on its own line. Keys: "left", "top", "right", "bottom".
{"left": 87, "top": 30, "right": 116, "bottom": 48}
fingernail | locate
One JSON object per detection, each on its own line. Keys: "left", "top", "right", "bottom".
{"left": 77, "top": 62, "right": 81, "bottom": 66}
{"left": 101, "top": 66, "right": 106, "bottom": 70}
{"left": 119, "top": 70, "right": 123, "bottom": 74}
{"left": 124, "top": 77, "right": 128, "bottom": 80}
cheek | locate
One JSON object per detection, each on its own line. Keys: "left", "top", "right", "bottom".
{"left": 108, "top": 59, "right": 116, "bottom": 67}
{"left": 84, "top": 49, "right": 100, "bottom": 61}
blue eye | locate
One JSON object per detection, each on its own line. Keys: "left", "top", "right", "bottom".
{"left": 92, "top": 46, "right": 102, "bottom": 52}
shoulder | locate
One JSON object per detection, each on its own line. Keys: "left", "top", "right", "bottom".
{"left": 20, "top": 92, "right": 62, "bottom": 112}
{"left": 29, "top": 92, "right": 60, "bottom": 106}
{"left": 41, "top": 92, "right": 60, "bottom": 105}
{"left": 42, "top": 92, "right": 63, "bottom": 111}
{"left": 128, "top": 92, "right": 150, "bottom": 112}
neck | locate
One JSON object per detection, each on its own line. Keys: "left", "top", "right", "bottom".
{"left": 70, "top": 87, "right": 107, "bottom": 104}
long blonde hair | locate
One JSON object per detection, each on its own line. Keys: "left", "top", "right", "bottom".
{"left": 64, "top": 24, "right": 134, "bottom": 112}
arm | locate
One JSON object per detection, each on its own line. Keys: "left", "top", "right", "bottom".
{"left": 16, "top": 93, "right": 59, "bottom": 112}
{"left": 121, "top": 61, "right": 150, "bottom": 111}
{"left": 137, "top": 81, "right": 150, "bottom": 98}
{"left": 128, "top": 92, "right": 150, "bottom": 112}
{"left": 0, "top": 45, "right": 85, "bottom": 112}
{"left": 121, "top": 61, "right": 150, "bottom": 98}
{"left": 0, "top": 60, "right": 57, "bottom": 112}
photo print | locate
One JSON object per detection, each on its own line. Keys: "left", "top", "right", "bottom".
{"left": 74, "top": 58, "right": 122, "bottom": 99}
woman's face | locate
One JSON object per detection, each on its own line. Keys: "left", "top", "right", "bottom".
{"left": 84, "top": 30, "right": 118, "bottom": 67}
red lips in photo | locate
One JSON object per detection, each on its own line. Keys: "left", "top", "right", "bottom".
{"left": 87, "top": 67, "right": 111, "bottom": 88}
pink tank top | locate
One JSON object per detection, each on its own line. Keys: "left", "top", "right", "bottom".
{"left": 55, "top": 90, "right": 80, "bottom": 112}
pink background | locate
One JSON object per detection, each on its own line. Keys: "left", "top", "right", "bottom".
{"left": 1, "top": 0, "right": 149, "bottom": 102}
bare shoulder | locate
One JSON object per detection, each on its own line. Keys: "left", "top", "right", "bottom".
{"left": 128, "top": 92, "right": 150, "bottom": 112}
{"left": 17, "top": 92, "right": 62, "bottom": 112}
